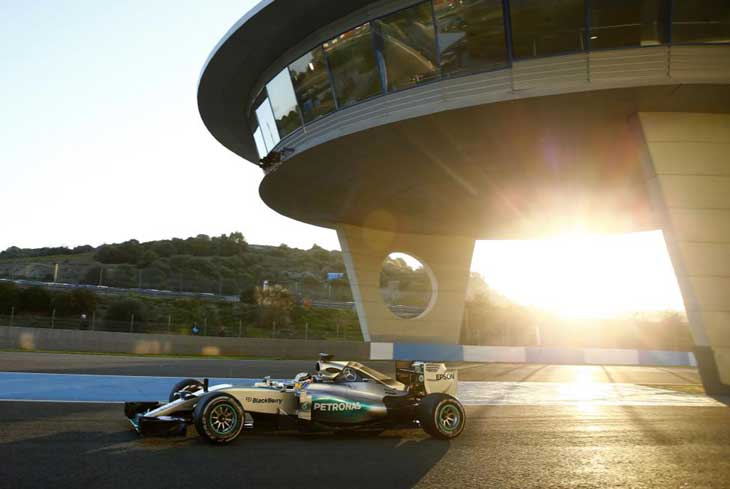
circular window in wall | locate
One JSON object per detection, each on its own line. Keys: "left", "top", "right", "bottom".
{"left": 380, "top": 252, "right": 435, "bottom": 319}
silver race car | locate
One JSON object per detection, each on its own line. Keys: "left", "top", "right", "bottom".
{"left": 124, "top": 354, "right": 465, "bottom": 443}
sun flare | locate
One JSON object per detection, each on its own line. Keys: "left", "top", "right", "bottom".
{"left": 472, "top": 230, "right": 685, "bottom": 318}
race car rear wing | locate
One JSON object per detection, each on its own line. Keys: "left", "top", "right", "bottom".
{"left": 395, "top": 361, "right": 458, "bottom": 396}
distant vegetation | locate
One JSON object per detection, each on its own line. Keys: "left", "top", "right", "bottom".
{"left": 0, "top": 233, "right": 432, "bottom": 303}
{"left": 0, "top": 234, "right": 693, "bottom": 349}
{"left": 94, "top": 232, "right": 249, "bottom": 264}
{"left": 0, "top": 233, "right": 352, "bottom": 300}
{"left": 0, "top": 280, "right": 361, "bottom": 340}
{"left": 0, "top": 245, "right": 94, "bottom": 260}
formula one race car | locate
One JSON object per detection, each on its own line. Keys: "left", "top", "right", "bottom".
{"left": 124, "top": 354, "right": 465, "bottom": 443}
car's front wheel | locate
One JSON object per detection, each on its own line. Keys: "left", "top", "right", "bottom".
{"left": 193, "top": 393, "right": 244, "bottom": 444}
{"left": 169, "top": 378, "right": 204, "bottom": 402}
{"left": 418, "top": 394, "right": 466, "bottom": 439}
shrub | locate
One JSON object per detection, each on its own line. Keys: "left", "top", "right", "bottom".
{"left": 0, "top": 282, "right": 20, "bottom": 313}
{"left": 105, "top": 298, "right": 147, "bottom": 322}
{"left": 18, "top": 287, "right": 52, "bottom": 313}
{"left": 53, "top": 289, "right": 97, "bottom": 316}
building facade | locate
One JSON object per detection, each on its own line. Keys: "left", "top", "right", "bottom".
{"left": 198, "top": 0, "right": 730, "bottom": 393}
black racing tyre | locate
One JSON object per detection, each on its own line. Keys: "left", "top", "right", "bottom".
{"left": 193, "top": 393, "right": 245, "bottom": 444}
{"left": 169, "top": 378, "right": 204, "bottom": 402}
{"left": 418, "top": 394, "right": 466, "bottom": 440}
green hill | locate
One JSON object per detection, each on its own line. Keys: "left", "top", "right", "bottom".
{"left": 0, "top": 234, "right": 349, "bottom": 300}
{"left": 0, "top": 233, "right": 430, "bottom": 303}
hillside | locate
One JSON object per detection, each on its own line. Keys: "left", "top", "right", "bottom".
{"left": 0, "top": 233, "right": 434, "bottom": 342}
{"left": 0, "top": 233, "right": 429, "bottom": 303}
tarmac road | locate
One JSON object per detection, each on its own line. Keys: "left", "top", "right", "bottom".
{"left": 0, "top": 351, "right": 702, "bottom": 384}
{"left": 1, "top": 351, "right": 727, "bottom": 488}
{"left": 1, "top": 401, "right": 730, "bottom": 489}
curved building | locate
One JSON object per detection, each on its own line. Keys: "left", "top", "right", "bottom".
{"left": 199, "top": 0, "right": 730, "bottom": 393}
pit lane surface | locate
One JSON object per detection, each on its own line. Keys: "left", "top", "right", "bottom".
{"left": 2, "top": 401, "right": 730, "bottom": 489}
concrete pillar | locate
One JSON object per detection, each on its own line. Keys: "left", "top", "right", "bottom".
{"left": 337, "top": 224, "right": 475, "bottom": 344}
{"left": 634, "top": 112, "right": 730, "bottom": 395}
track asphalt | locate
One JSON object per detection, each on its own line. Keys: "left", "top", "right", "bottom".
{"left": 1, "top": 351, "right": 729, "bottom": 488}
{"left": 2, "top": 402, "right": 730, "bottom": 489}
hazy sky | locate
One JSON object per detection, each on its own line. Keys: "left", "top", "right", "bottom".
{"left": 1, "top": 0, "right": 338, "bottom": 251}
{"left": 0, "top": 1, "right": 684, "bottom": 315}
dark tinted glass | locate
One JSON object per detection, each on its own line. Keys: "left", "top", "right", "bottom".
{"left": 266, "top": 68, "right": 302, "bottom": 138}
{"left": 289, "top": 47, "right": 336, "bottom": 123}
{"left": 324, "top": 23, "right": 383, "bottom": 108}
{"left": 672, "top": 0, "right": 730, "bottom": 43}
{"left": 590, "top": 0, "right": 667, "bottom": 49}
{"left": 510, "top": 0, "right": 586, "bottom": 58}
{"left": 434, "top": 0, "right": 508, "bottom": 76}
{"left": 373, "top": 2, "right": 439, "bottom": 91}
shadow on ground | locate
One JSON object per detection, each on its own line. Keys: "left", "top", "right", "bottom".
{"left": 0, "top": 403, "right": 448, "bottom": 489}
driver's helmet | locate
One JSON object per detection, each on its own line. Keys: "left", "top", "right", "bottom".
{"left": 294, "top": 372, "right": 312, "bottom": 383}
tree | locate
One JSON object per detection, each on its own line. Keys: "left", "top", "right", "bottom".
{"left": 240, "top": 286, "right": 257, "bottom": 304}
{"left": 138, "top": 249, "right": 159, "bottom": 268}
{"left": 255, "top": 285, "right": 293, "bottom": 328}
{"left": 95, "top": 240, "right": 142, "bottom": 264}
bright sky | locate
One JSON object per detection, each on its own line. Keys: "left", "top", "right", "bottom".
{"left": 0, "top": 2, "right": 685, "bottom": 317}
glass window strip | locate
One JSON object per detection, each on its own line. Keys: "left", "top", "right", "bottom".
{"left": 249, "top": 0, "right": 728, "bottom": 150}
{"left": 373, "top": 1, "right": 439, "bottom": 92}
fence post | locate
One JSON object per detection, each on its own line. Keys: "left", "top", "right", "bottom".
{"left": 305, "top": 322, "right": 308, "bottom": 341}
{"left": 204, "top": 316, "right": 208, "bottom": 336}
{"left": 130, "top": 313, "right": 135, "bottom": 333}
{"left": 238, "top": 319, "right": 243, "bottom": 338}
{"left": 272, "top": 320, "right": 277, "bottom": 338}
{"left": 167, "top": 315, "right": 172, "bottom": 333}
{"left": 10, "top": 306, "right": 14, "bottom": 327}
{"left": 91, "top": 311, "right": 96, "bottom": 331}
{"left": 51, "top": 309, "right": 56, "bottom": 329}
{"left": 336, "top": 321, "right": 340, "bottom": 339}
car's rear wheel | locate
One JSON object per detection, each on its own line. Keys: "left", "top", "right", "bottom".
{"left": 169, "top": 378, "right": 204, "bottom": 402}
{"left": 418, "top": 394, "right": 466, "bottom": 439}
{"left": 193, "top": 393, "right": 244, "bottom": 444}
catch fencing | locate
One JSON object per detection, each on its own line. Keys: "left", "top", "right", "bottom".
{"left": 0, "top": 311, "right": 362, "bottom": 342}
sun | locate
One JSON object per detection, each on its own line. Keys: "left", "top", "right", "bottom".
{"left": 472, "top": 230, "right": 685, "bottom": 318}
